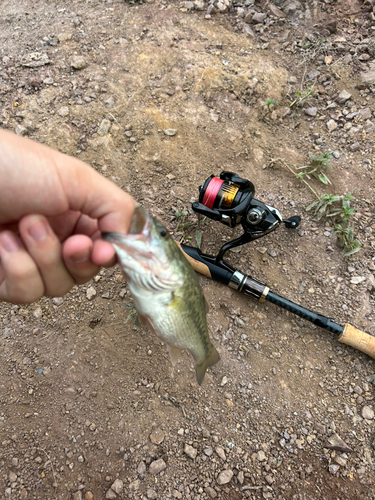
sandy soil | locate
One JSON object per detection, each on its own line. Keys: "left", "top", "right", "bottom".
{"left": 0, "top": 1, "right": 375, "bottom": 499}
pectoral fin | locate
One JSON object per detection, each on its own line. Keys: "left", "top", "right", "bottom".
{"left": 167, "top": 344, "right": 183, "bottom": 366}
{"left": 195, "top": 345, "right": 220, "bottom": 386}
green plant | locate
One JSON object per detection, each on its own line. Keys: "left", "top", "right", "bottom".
{"left": 306, "top": 193, "right": 341, "bottom": 219}
{"left": 296, "top": 152, "right": 332, "bottom": 185}
{"left": 123, "top": 302, "right": 140, "bottom": 327}
{"left": 307, "top": 192, "right": 362, "bottom": 255}
{"left": 261, "top": 98, "right": 277, "bottom": 112}
{"left": 290, "top": 86, "right": 314, "bottom": 108}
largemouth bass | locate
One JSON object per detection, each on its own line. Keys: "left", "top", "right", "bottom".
{"left": 103, "top": 207, "right": 220, "bottom": 385}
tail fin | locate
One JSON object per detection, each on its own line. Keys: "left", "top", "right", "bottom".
{"left": 195, "top": 345, "right": 220, "bottom": 386}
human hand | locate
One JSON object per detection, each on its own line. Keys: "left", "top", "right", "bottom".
{"left": 0, "top": 129, "right": 135, "bottom": 304}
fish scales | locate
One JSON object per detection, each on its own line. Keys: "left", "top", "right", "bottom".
{"left": 103, "top": 206, "right": 220, "bottom": 385}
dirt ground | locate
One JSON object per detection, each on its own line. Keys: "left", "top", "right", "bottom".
{"left": 1, "top": 0, "right": 375, "bottom": 499}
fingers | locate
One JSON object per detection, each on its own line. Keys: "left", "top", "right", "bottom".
{"left": 0, "top": 130, "right": 135, "bottom": 235}
{"left": 62, "top": 235, "right": 100, "bottom": 284}
{"left": 18, "top": 215, "right": 76, "bottom": 297}
{"left": 0, "top": 231, "right": 44, "bottom": 304}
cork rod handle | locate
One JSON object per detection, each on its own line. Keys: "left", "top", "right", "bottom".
{"left": 339, "top": 324, "right": 375, "bottom": 360}
{"left": 175, "top": 242, "right": 212, "bottom": 278}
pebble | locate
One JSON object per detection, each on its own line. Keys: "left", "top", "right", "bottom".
{"left": 15, "top": 125, "right": 27, "bottom": 136}
{"left": 33, "top": 307, "right": 43, "bottom": 319}
{"left": 149, "top": 458, "right": 167, "bottom": 474}
{"left": 57, "top": 106, "right": 70, "bottom": 117}
{"left": 205, "top": 487, "right": 217, "bottom": 499}
{"left": 105, "top": 97, "right": 115, "bottom": 108}
{"left": 147, "top": 489, "right": 157, "bottom": 500}
{"left": 326, "top": 119, "right": 338, "bottom": 132}
{"left": 70, "top": 56, "right": 87, "bottom": 70}
{"left": 336, "top": 90, "right": 352, "bottom": 104}
{"left": 325, "top": 433, "right": 352, "bottom": 453}
{"left": 217, "top": 469, "right": 233, "bottom": 485}
{"left": 43, "top": 77, "right": 54, "bottom": 85}
{"left": 362, "top": 406, "right": 374, "bottom": 420}
{"left": 350, "top": 142, "right": 361, "bottom": 152}
{"left": 257, "top": 450, "right": 267, "bottom": 462}
{"left": 105, "top": 489, "right": 117, "bottom": 500}
{"left": 215, "top": 446, "right": 226, "bottom": 460}
{"left": 97, "top": 119, "right": 111, "bottom": 136}
{"left": 304, "top": 107, "right": 317, "bottom": 117}
{"left": 204, "top": 446, "right": 213, "bottom": 456}
{"left": 72, "top": 492, "right": 82, "bottom": 500}
{"left": 328, "top": 464, "right": 340, "bottom": 474}
{"left": 150, "top": 428, "right": 165, "bottom": 444}
{"left": 9, "top": 471, "right": 17, "bottom": 482}
{"left": 58, "top": 32, "right": 72, "bottom": 42}
{"left": 350, "top": 276, "right": 366, "bottom": 284}
{"left": 163, "top": 129, "right": 177, "bottom": 136}
{"left": 137, "top": 461, "right": 146, "bottom": 475}
{"left": 184, "top": 444, "right": 197, "bottom": 459}
{"left": 359, "top": 107, "right": 372, "bottom": 120}
{"left": 86, "top": 286, "right": 96, "bottom": 300}
{"left": 252, "top": 12, "right": 267, "bottom": 23}
{"left": 21, "top": 52, "right": 50, "bottom": 67}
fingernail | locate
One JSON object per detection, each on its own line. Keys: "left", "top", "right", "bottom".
{"left": 70, "top": 249, "right": 90, "bottom": 264}
{"left": 0, "top": 232, "right": 20, "bottom": 253}
{"left": 28, "top": 220, "right": 48, "bottom": 242}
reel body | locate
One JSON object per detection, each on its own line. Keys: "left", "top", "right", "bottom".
{"left": 192, "top": 171, "right": 301, "bottom": 262}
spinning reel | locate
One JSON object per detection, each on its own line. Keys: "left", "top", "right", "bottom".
{"left": 192, "top": 171, "right": 301, "bottom": 262}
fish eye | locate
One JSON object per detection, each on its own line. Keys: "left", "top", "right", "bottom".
{"left": 160, "top": 229, "right": 167, "bottom": 237}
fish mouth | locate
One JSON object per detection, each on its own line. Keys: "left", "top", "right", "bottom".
{"left": 102, "top": 207, "right": 152, "bottom": 244}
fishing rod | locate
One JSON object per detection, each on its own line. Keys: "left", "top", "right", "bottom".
{"left": 177, "top": 171, "right": 375, "bottom": 360}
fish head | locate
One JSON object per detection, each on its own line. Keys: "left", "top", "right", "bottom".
{"left": 102, "top": 207, "right": 183, "bottom": 291}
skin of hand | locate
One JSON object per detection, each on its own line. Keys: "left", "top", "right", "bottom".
{"left": 0, "top": 129, "right": 135, "bottom": 304}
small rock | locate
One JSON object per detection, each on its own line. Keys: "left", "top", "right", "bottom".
{"left": 33, "top": 307, "right": 43, "bottom": 319}
{"left": 220, "top": 376, "right": 228, "bottom": 386}
{"left": 217, "top": 469, "right": 233, "bottom": 485}
{"left": 328, "top": 464, "right": 340, "bottom": 474}
{"left": 359, "top": 53, "right": 370, "bottom": 61}
{"left": 163, "top": 128, "right": 177, "bottom": 136}
{"left": 21, "top": 52, "right": 50, "bottom": 67}
{"left": 350, "top": 276, "right": 366, "bottom": 284}
{"left": 149, "top": 458, "right": 166, "bottom": 474}
{"left": 86, "top": 286, "right": 96, "bottom": 300}
{"left": 70, "top": 56, "right": 87, "bottom": 70}
{"left": 15, "top": 125, "right": 27, "bottom": 136}
{"left": 304, "top": 107, "right": 317, "bottom": 117}
{"left": 57, "top": 106, "right": 70, "bottom": 117}
{"left": 204, "top": 446, "right": 213, "bottom": 456}
{"left": 362, "top": 406, "right": 374, "bottom": 420}
{"left": 97, "top": 119, "right": 111, "bottom": 136}
{"left": 257, "top": 450, "right": 267, "bottom": 462}
{"left": 173, "top": 490, "right": 182, "bottom": 499}
{"left": 9, "top": 471, "right": 17, "bottom": 482}
{"left": 147, "top": 489, "right": 157, "bottom": 500}
{"left": 350, "top": 142, "right": 361, "bottom": 152}
{"left": 205, "top": 487, "right": 217, "bottom": 499}
{"left": 72, "top": 492, "right": 82, "bottom": 500}
{"left": 210, "top": 112, "right": 219, "bottom": 123}
{"left": 359, "top": 108, "right": 372, "bottom": 120}
{"left": 110, "top": 479, "right": 123, "bottom": 495}
{"left": 105, "top": 489, "right": 117, "bottom": 500}
{"left": 184, "top": 444, "right": 197, "bottom": 459}
{"left": 150, "top": 428, "right": 165, "bottom": 444}
{"left": 52, "top": 297, "right": 64, "bottom": 306}
{"left": 361, "top": 63, "right": 375, "bottom": 85}
{"left": 326, "top": 119, "right": 338, "bottom": 132}
{"left": 137, "top": 461, "right": 146, "bottom": 475}
{"left": 43, "top": 77, "right": 54, "bottom": 85}
{"left": 325, "top": 433, "right": 353, "bottom": 453}
{"left": 58, "top": 32, "right": 72, "bottom": 42}
{"left": 252, "top": 12, "right": 267, "bottom": 23}
{"left": 105, "top": 97, "right": 115, "bottom": 108}
{"left": 215, "top": 446, "right": 226, "bottom": 460}
{"left": 129, "top": 479, "right": 140, "bottom": 491}
{"left": 336, "top": 90, "right": 352, "bottom": 104}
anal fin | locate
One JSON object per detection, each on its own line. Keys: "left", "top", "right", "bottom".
{"left": 167, "top": 344, "right": 182, "bottom": 367}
